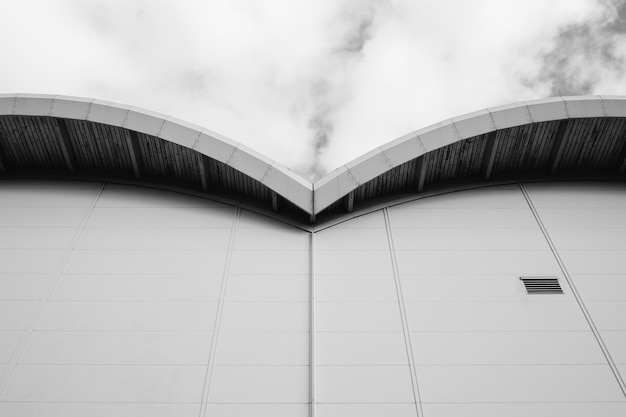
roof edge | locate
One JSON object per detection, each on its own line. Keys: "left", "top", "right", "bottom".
{"left": 0, "top": 93, "right": 314, "bottom": 214}
{"left": 4, "top": 94, "right": 626, "bottom": 218}
{"left": 313, "top": 95, "right": 626, "bottom": 214}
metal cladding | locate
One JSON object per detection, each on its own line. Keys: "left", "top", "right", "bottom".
{"left": 1, "top": 95, "right": 626, "bottom": 415}
{"left": 0, "top": 180, "right": 625, "bottom": 416}
{"left": 1, "top": 94, "right": 626, "bottom": 224}
{"left": 0, "top": 94, "right": 313, "bottom": 218}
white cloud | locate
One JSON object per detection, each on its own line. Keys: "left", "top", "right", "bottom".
{"left": 0, "top": 0, "right": 623, "bottom": 180}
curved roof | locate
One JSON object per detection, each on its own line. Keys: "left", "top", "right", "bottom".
{"left": 1, "top": 94, "right": 626, "bottom": 224}
{"left": 315, "top": 95, "right": 626, "bottom": 217}
{"left": 0, "top": 93, "right": 312, "bottom": 213}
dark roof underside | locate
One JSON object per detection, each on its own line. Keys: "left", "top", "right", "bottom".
{"left": 319, "top": 118, "right": 626, "bottom": 218}
{"left": 0, "top": 114, "right": 625, "bottom": 225}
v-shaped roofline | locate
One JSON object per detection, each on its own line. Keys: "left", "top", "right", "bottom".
{"left": 1, "top": 94, "right": 626, "bottom": 220}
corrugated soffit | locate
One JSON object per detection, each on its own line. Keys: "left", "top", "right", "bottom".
{"left": 1, "top": 94, "right": 626, "bottom": 225}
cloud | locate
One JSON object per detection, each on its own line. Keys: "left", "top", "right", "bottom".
{"left": 301, "top": 0, "right": 389, "bottom": 180}
{"left": 529, "top": 0, "right": 626, "bottom": 96}
{"left": 1, "top": 0, "right": 624, "bottom": 181}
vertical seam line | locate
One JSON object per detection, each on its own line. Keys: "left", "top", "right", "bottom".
{"left": 310, "top": 231, "right": 317, "bottom": 417}
{"left": 199, "top": 206, "right": 240, "bottom": 417}
{"left": 383, "top": 207, "right": 424, "bottom": 417}
{"left": 519, "top": 182, "right": 626, "bottom": 397}
{"left": 0, "top": 181, "right": 106, "bottom": 396}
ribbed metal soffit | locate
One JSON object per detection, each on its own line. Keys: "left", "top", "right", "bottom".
{"left": 1, "top": 94, "right": 626, "bottom": 225}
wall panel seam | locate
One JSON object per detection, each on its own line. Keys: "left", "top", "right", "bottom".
{"left": 199, "top": 207, "right": 240, "bottom": 417}
{"left": 383, "top": 207, "right": 424, "bottom": 417}
{"left": 519, "top": 182, "right": 626, "bottom": 398}
{"left": 310, "top": 232, "right": 317, "bottom": 417}
{"left": 0, "top": 182, "right": 106, "bottom": 397}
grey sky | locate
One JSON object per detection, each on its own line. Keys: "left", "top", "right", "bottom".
{"left": 1, "top": 0, "right": 625, "bottom": 180}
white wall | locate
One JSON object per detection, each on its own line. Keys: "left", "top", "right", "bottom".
{"left": 527, "top": 182, "right": 626, "bottom": 400}
{"left": 385, "top": 184, "right": 625, "bottom": 417}
{"left": 0, "top": 181, "right": 310, "bottom": 417}
{"left": 0, "top": 180, "right": 625, "bottom": 417}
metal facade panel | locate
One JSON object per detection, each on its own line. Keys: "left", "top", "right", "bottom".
{"left": 404, "top": 301, "right": 589, "bottom": 332}
{"left": 527, "top": 182, "right": 626, "bottom": 207}
{"left": 215, "top": 332, "right": 309, "bottom": 365}
{"left": 316, "top": 276, "right": 398, "bottom": 302}
{"left": 315, "top": 250, "right": 393, "bottom": 275}
{"left": 392, "top": 228, "right": 549, "bottom": 250}
{"left": 20, "top": 332, "right": 212, "bottom": 365}
{"left": 417, "top": 365, "right": 624, "bottom": 403}
{"left": 316, "top": 366, "right": 414, "bottom": 403}
{"left": 411, "top": 331, "right": 605, "bottom": 365}
{"left": 0, "top": 249, "right": 66, "bottom": 274}
{"left": 0, "top": 302, "right": 39, "bottom": 330}
{"left": 315, "top": 226, "right": 388, "bottom": 249}
{"left": 538, "top": 208, "right": 626, "bottom": 228}
{"left": 208, "top": 404, "right": 309, "bottom": 417}
{"left": 220, "top": 302, "right": 309, "bottom": 332}
{"left": 208, "top": 366, "right": 309, "bottom": 403}
{"left": 76, "top": 227, "right": 232, "bottom": 250}
{"left": 422, "top": 403, "right": 626, "bottom": 417}
{"left": 0, "top": 275, "right": 51, "bottom": 299}
{"left": 317, "top": 404, "right": 417, "bottom": 417}
{"left": 226, "top": 275, "right": 309, "bottom": 302}
{"left": 229, "top": 250, "right": 309, "bottom": 274}
{"left": 390, "top": 207, "right": 538, "bottom": 228}
{"left": 0, "top": 332, "right": 21, "bottom": 363}
{"left": 86, "top": 206, "right": 235, "bottom": 227}
{"left": 96, "top": 184, "right": 229, "bottom": 207}
{"left": 603, "top": 332, "right": 626, "bottom": 364}
{"left": 317, "top": 302, "right": 403, "bottom": 332}
{"left": 0, "top": 186, "right": 97, "bottom": 206}
{"left": 573, "top": 276, "right": 626, "bottom": 299}
{"left": 0, "top": 228, "right": 76, "bottom": 249}
{"left": 317, "top": 332, "right": 408, "bottom": 365}
{"left": 35, "top": 301, "right": 219, "bottom": 331}
{"left": 3, "top": 365, "right": 206, "bottom": 402}
{"left": 50, "top": 275, "right": 224, "bottom": 301}
{"left": 0, "top": 403, "right": 201, "bottom": 417}
{"left": 233, "top": 227, "right": 309, "bottom": 250}
{"left": 63, "top": 249, "right": 228, "bottom": 274}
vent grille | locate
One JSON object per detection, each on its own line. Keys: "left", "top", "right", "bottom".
{"left": 520, "top": 276, "right": 563, "bottom": 294}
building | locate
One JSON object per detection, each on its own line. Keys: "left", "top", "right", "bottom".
{"left": 0, "top": 93, "right": 625, "bottom": 416}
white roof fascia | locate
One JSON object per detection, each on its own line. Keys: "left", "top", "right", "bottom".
{"left": 562, "top": 96, "right": 605, "bottom": 118}
{"left": 312, "top": 96, "right": 626, "bottom": 215}
{"left": 0, "top": 94, "right": 313, "bottom": 214}
{"left": 600, "top": 95, "right": 626, "bottom": 117}
{"left": 4, "top": 94, "right": 626, "bottom": 217}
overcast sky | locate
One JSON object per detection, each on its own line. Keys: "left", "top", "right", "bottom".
{"left": 1, "top": 0, "right": 625, "bottom": 180}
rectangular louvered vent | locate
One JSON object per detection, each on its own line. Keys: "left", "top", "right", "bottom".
{"left": 520, "top": 276, "right": 563, "bottom": 294}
